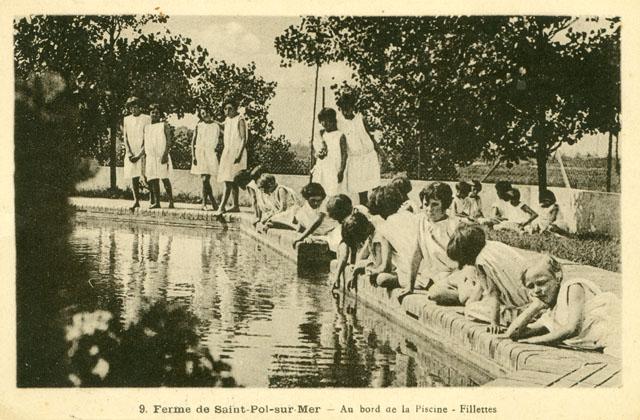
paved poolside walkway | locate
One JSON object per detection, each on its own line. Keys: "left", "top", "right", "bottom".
{"left": 70, "top": 196, "right": 622, "bottom": 387}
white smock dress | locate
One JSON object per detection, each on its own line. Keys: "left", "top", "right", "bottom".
{"left": 123, "top": 114, "right": 151, "bottom": 179}
{"left": 217, "top": 115, "right": 248, "bottom": 183}
{"left": 538, "top": 278, "right": 620, "bottom": 356}
{"left": 337, "top": 113, "right": 381, "bottom": 194}
{"left": 190, "top": 122, "right": 220, "bottom": 176}
{"left": 144, "top": 122, "right": 173, "bottom": 181}
{"left": 311, "top": 129, "right": 345, "bottom": 196}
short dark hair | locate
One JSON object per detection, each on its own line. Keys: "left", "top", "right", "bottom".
{"left": 301, "top": 182, "right": 326, "bottom": 200}
{"left": 318, "top": 107, "right": 336, "bottom": 124}
{"left": 539, "top": 189, "right": 556, "bottom": 203}
{"left": 391, "top": 172, "right": 412, "bottom": 196}
{"left": 456, "top": 181, "right": 472, "bottom": 196}
{"left": 326, "top": 194, "right": 353, "bottom": 222}
{"left": 257, "top": 174, "right": 277, "bottom": 191}
{"left": 336, "top": 91, "right": 357, "bottom": 110}
{"left": 495, "top": 181, "right": 512, "bottom": 200}
{"left": 341, "top": 212, "right": 374, "bottom": 250}
{"left": 419, "top": 182, "right": 453, "bottom": 210}
{"left": 447, "top": 224, "right": 486, "bottom": 268}
{"left": 223, "top": 95, "right": 239, "bottom": 108}
{"left": 369, "top": 184, "right": 405, "bottom": 219}
{"left": 506, "top": 188, "right": 520, "bottom": 202}
{"left": 472, "top": 180, "right": 482, "bottom": 192}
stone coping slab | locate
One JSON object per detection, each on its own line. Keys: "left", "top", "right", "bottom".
{"left": 69, "top": 197, "right": 621, "bottom": 387}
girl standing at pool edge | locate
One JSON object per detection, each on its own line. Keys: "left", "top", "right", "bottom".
{"left": 336, "top": 91, "right": 381, "bottom": 205}
{"left": 215, "top": 96, "right": 248, "bottom": 216}
{"left": 191, "top": 107, "right": 220, "bottom": 211}
{"left": 144, "top": 103, "right": 175, "bottom": 209}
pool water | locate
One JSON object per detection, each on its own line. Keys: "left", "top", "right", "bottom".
{"left": 69, "top": 218, "right": 491, "bottom": 387}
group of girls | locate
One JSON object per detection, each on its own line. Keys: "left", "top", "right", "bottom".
{"left": 123, "top": 95, "right": 247, "bottom": 214}
{"left": 189, "top": 97, "right": 248, "bottom": 216}
{"left": 449, "top": 179, "right": 566, "bottom": 235}
{"left": 123, "top": 97, "right": 175, "bottom": 210}
{"left": 311, "top": 91, "right": 381, "bottom": 204}
{"left": 341, "top": 180, "right": 618, "bottom": 356}
{"left": 242, "top": 170, "right": 619, "bottom": 357}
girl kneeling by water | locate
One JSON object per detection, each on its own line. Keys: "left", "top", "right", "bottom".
{"left": 340, "top": 211, "right": 396, "bottom": 290}
{"left": 234, "top": 166, "right": 264, "bottom": 226}
{"left": 255, "top": 174, "right": 300, "bottom": 232}
{"left": 446, "top": 224, "right": 532, "bottom": 331}
{"left": 502, "top": 255, "right": 620, "bottom": 356}
{"left": 291, "top": 183, "right": 337, "bottom": 237}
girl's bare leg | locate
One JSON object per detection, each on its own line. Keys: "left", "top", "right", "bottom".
{"left": 214, "top": 181, "right": 233, "bottom": 215}
{"left": 162, "top": 178, "right": 174, "bottom": 208}
{"left": 200, "top": 175, "right": 209, "bottom": 208}
{"left": 150, "top": 180, "right": 161, "bottom": 209}
{"left": 229, "top": 184, "right": 240, "bottom": 211}
{"left": 206, "top": 176, "right": 218, "bottom": 210}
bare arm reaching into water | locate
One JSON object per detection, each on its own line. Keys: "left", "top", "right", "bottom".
{"left": 292, "top": 213, "right": 326, "bottom": 249}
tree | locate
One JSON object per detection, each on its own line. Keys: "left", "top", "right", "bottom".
{"left": 15, "top": 16, "right": 201, "bottom": 189}
{"left": 15, "top": 15, "right": 306, "bottom": 185}
{"left": 276, "top": 16, "right": 620, "bottom": 188}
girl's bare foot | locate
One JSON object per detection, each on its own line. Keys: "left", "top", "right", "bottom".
{"left": 168, "top": 203, "right": 175, "bottom": 209}
{"left": 150, "top": 203, "right": 161, "bottom": 209}
{"left": 227, "top": 207, "right": 241, "bottom": 213}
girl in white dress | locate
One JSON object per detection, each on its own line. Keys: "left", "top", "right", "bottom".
{"left": 527, "top": 189, "right": 567, "bottom": 235}
{"left": 493, "top": 188, "right": 538, "bottom": 232}
{"left": 234, "top": 166, "right": 264, "bottom": 226}
{"left": 254, "top": 174, "right": 301, "bottom": 232}
{"left": 467, "top": 180, "right": 487, "bottom": 223}
{"left": 504, "top": 255, "right": 620, "bottom": 357}
{"left": 406, "top": 183, "right": 462, "bottom": 305}
{"left": 122, "top": 97, "right": 151, "bottom": 210}
{"left": 447, "top": 224, "right": 532, "bottom": 330}
{"left": 336, "top": 92, "right": 381, "bottom": 204}
{"left": 190, "top": 108, "right": 220, "bottom": 211}
{"left": 453, "top": 181, "right": 472, "bottom": 218}
{"left": 143, "top": 103, "right": 174, "bottom": 209}
{"left": 312, "top": 108, "right": 347, "bottom": 196}
{"left": 214, "top": 97, "right": 248, "bottom": 216}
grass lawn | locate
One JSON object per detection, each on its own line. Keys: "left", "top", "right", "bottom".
{"left": 487, "top": 229, "right": 620, "bottom": 272}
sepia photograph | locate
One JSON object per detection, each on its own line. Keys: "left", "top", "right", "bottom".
{"left": 7, "top": 2, "right": 638, "bottom": 418}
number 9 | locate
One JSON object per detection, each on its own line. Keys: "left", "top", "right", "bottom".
{"left": 139, "top": 404, "right": 146, "bottom": 413}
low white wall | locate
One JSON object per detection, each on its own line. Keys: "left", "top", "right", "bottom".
{"left": 75, "top": 166, "right": 620, "bottom": 236}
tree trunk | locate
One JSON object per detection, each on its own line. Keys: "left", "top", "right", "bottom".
{"left": 606, "top": 131, "right": 613, "bottom": 192}
{"left": 535, "top": 128, "right": 548, "bottom": 193}
{"left": 109, "top": 120, "right": 118, "bottom": 191}
{"left": 615, "top": 133, "right": 620, "bottom": 176}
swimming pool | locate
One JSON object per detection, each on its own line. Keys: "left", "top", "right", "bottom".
{"left": 69, "top": 217, "right": 492, "bottom": 387}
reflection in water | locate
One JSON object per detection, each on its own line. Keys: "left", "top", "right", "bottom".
{"left": 69, "top": 218, "right": 489, "bottom": 387}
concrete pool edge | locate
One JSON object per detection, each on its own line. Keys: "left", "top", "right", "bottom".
{"left": 69, "top": 197, "right": 621, "bottom": 388}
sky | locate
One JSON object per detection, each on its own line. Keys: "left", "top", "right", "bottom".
{"left": 146, "top": 16, "right": 611, "bottom": 157}
{"left": 145, "top": 16, "right": 352, "bottom": 146}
